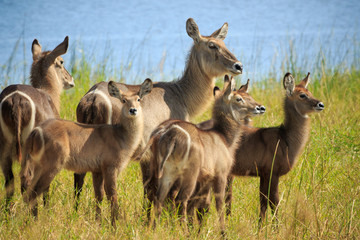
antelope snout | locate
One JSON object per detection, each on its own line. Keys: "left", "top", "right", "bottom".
{"left": 233, "top": 62, "right": 243, "bottom": 74}
{"left": 65, "top": 77, "right": 75, "bottom": 89}
{"left": 129, "top": 108, "right": 138, "bottom": 115}
{"left": 315, "top": 102, "right": 324, "bottom": 111}
{"left": 259, "top": 105, "right": 266, "bottom": 114}
{"left": 255, "top": 105, "right": 265, "bottom": 114}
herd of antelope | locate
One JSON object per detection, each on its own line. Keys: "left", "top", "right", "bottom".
{"left": 0, "top": 18, "right": 324, "bottom": 234}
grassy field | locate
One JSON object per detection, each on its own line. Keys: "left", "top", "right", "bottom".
{"left": 0, "top": 45, "right": 359, "bottom": 239}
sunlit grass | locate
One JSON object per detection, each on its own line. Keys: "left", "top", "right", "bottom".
{"left": 0, "top": 38, "right": 359, "bottom": 239}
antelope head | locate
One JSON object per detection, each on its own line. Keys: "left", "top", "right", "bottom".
{"left": 237, "top": 78, "right": 266, "bottom": 116}
{"left": 214, "top": 75, "right": 263, "bottom": 123}
{"left": 186, "top": 18, "right": 243, "bottom": 77}
{"left": 31, "top": 36, "right": 74, "bottom": 90}
{"left": 283, "top": 72, "right": 324, "bottom": 118}
{"left": 108, "top": 78, "right": 153, "bottom": 119}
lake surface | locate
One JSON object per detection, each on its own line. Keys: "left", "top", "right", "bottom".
{"left": 0, "top": 0, "right": 359, "bottom": 85}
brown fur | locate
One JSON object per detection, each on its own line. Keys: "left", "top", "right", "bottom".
{"left": 0, "top": 37, "right": 73, "bottom": 209}
{"left": 142, "top": 76, "right": 263, "bottom": 234}
{"left": 20, "top": 79, "right": 153, "bottom": 226}
{"left": 225, "top": 72, "right": 324, "bottom": 227}
{"left": 73, "top": 18, "right": 244, "bottom": 210}
{"left": 196, "top": 79, "right": 266, "bottom": 130}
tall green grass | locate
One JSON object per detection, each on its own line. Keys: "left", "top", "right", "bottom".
{"left": 0, "top": 38, "right": 359, "bottom": 239}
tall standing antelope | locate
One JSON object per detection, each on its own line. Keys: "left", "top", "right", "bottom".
{"left": 142, "top": 77, "right": 265, "bottom": 221}
{"left": 0, "top": 36, "right": 74, "bottom": 209}
{"left": 226, "top": 72, "right": 324, "bottom": 226}
{"left": 144, "top": 76, "right": 263, "bottom": 234}
{"left": 74, "top": 18, "right": 244, "bottom": 211}
{"left": 20, "top": 79, "right": 152, "bottom": 226}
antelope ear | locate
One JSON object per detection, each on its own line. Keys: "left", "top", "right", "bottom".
{"left": 239, "top": 79, "right": 250, "bottom": 93}
{"left": 230, "top": 76, "right": 237, "bottom": 91}
{"left": 300, "top": 72, "right": 310, "bottom": 88}
{"left": 47, "top": 36, "right": 69, "bottom": 63}
{"left": 223, "top": 75, "right": 231, "bottom": 90}
{"left": 224, "top": 77, "right": 235, "bottom": 100}
{"left": 230, "top": 77, "right": 236, "bottom": 92}
{"left": 213, "top": 86, "right": 221, "bottom": 98}
{"left": 108, "top": 81, "right": 123, "bottom": 99}
{"left": 139, "top": 78, "right": 153, "bottom": 99}
{"left": 186, "top": 18, "right": 201, "bottom": 43}
{"left": 283, "top": 73, "right": 295, "bottom": 96}
{"left": 210, "top": 22, "right": 228, "bottom": 40}
{"left": 32, "top": 39, "right": 42, "bottom": 61}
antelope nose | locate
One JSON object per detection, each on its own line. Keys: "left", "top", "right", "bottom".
{"left": 316, "top": 102, "right": 325, "bottom": 110}
{"left": 260, "top": 106, "right": 266, "bottom": 113}
{"left": 64, "top": 78, "right": 75, "bottom": 89}
{"left": 129, "top": 108, "right": 137, "bottom": 115}
{"left": 233, "top": 62, "right": 243, "bottom": 73}
{"left": 255, "top": 106, "right": 261, "bottom": 112}
{"left": 67, "top": 77, "right": 75, "bottom": 88}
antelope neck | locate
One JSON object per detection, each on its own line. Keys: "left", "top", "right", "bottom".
{"left": 177, "top": 46, "right": 215, "bottom": 118}
{"left": 282, "top": 98, "right": 311, "bottom": 166}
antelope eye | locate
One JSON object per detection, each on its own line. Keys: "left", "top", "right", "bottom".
{"left": 209, "top": 42, "right": 217, "bottom": 49}
{"left": 236, "top": 97, "right": 243, "bottom": 102}
{"left": 137, "top": 98, "right": 140, "bottom": 102}
{"left": 60, "top": 60, "right": 64, "bottom": 65}
{"left": 122, "top": 99, "right": 126, "bottom": 103}
{"left": 299, "top": 94, "right": 307, "bottom": 99}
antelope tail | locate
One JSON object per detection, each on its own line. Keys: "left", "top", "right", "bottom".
{"left": 157, "top": 139, "right": 176, "bottom": 179}
{"left": 14, "top": 106, "right": 22, "bottom": 162}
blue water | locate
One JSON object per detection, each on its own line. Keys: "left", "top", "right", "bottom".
{"left": 0, "top": 0, "right": 359, "bottom": 85}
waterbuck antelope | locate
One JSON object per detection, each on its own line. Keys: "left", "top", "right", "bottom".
{"left": 144, "top": 76, "right": 263, "bottom": 234}
{"left": 196, "top": 78, "right": 266, "bottom": 130}
{"left": 226, "top": 72, "right": 324, "bottom": 227}
{"left": 0, "top": 36, "right": 74, "bottom": 209}
{"left": 74, "top": 18, "right": 243, "bottom": 211}
{"left": 141, "top": 77, "right": 265, "bottom": 223}
{"left": 20, "top": 79, "right": 152, "bottom": 226}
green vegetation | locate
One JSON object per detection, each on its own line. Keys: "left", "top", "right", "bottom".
{"left": 0, "top": 40, "right": 359, "bottom": 239}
